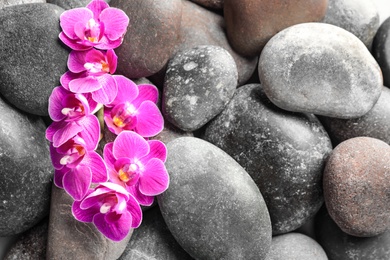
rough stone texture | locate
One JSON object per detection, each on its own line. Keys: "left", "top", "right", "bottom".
{"left": 322, "top": 0, "right": 380, "bottom": 49}
{"left": 203, "top": 84, "right": 332, "bottom": 235}
{"left": 323, "top": 137, "right": 390, "bottom": 237}
{"left": 0, "top": 0, "right": 45, "bottom": 8}
{"left": 176, "top": 0, "right": 257, "bottom": 86}
{"left": 151, "top": 120, "right": 193, "bottom": 145}
{"left": 259, "top": 23, "right": 383, "bottom": 119}
{"left": 266, "top": 233, "right": 328, "bottom": 260}
{"left": 319, "top": 86, "right": 390, "bottom": 146}
{"left": 46, "top": 185, "right": 131, "bottom": 260}
{"left": 158, "top": 137, "right": 272, "bottom": 260}
{"left": 0, "top": 3, "right": 68, "bottom": 116}
{"left": 0, "top": 97, "right": 53, "bottom": 236}
{"left": 189, "top": 0, "right": 223, "bottom": 9}
{"left": 110, "top": 0, "right": 182, "bottom": 79}
{"left": 224, "top": 0, "right": 328, "bottom": 57}
{"left": 315, "top": 207, "right": 390, "bottom": 260}
{"left": 119, "top": 206, "right": 193, "bottom": 260}
{"left": 373, "top": 17, "right": 390, "bottom": 87}
{"left": 163, "top": 45, "right": 238, "bottom": 131}
{"left": 47, "top": 0, "right": 110, "bottom": 9}
{"left": 4, "top": 218, "right": 48, "bottom": 260}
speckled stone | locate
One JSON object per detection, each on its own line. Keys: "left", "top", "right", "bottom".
{"left": 319, "top": 86, "right": 390, "bottom": 146}
{"left": 0, "top": 97, "right": 52, "bottom": 236}
{"left": 46, "top": 185, "right": 131, "bottom": 260}
{"left": 189, "top": 0, "right": 223, "bottom": 9}
{"left": 373, "top": 17, "right": 390, "bottom": 87}
{"left": 4, "top": 218, "right": 48, "bottom": 260}
{"left": 158, "top": 137, "right": 272, "bottom": 260}
{"left": 259, "top": 23, "right": 383, "bottom": 119}
{"left": 0, "top": 0, "right": 44, "bottom": 8}
{"left": 47, "top": 0, "right": 110, "bottom": 9}
{"left": 0, "top": 3, "right": 68, "bottom": 116}
{"left": 110, "top": 0, "right": 182, "bottom": 79}
{"left": 151, "top": 120, "right": 193, "bottom": 145}
{"left": 315, "top": 207, "right": 390, "bottom": 260}
{"left": 224, "top": 0, "right": 328, "bottom": 57}
{"left": 322, "top": 0, "right": 379, "bottom": 49}
{"left": 118, "top": 206, "right": 193, "bottom": 260}
{"left": 203, "top": 84, "right": 332, "bottom": 235}
{"left": 323, "top": 137, "right": 390, "bottom": 237}
{"left": 163, "top": 45, "right": 238, "bottom": 131}
{"left": 266, "top": 233, "right": 328, "bottom": 260}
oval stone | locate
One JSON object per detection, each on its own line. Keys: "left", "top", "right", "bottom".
{"left": 158, "top": 137, "right": 272, "bottom": 260}
{"left": 0, "top": 97, "right": 53, "bottom": 236}
{"left": 0, "top": 0, "right": 45, "bottom": 8}
{"left": 266, "top": 233, "right": 328, "bottom": 260}
{"left": 203, "top": 84, "right": 332, "bottom": 234}
{"left": 373, "top": 17, "right": 390, "bottom": 87}
{"left": 259, "top": 23, "right": 383, "bottom": 119}
{"left": 163, "top": 45, "right": 238, "bottom": 131}
{"left": 323, "top": 137, "right": 390, "bottom": 237}
{"left": 47, "top": 0, "right": 110, "bottom": 9}
{"left": 0, "top": 3, "right": 68, "bottom": 116}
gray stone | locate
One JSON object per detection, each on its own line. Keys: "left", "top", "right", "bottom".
{"left": 319, "top": 86, "right": 390, "bottom": 146}
{"left": 203, "top": 84, "right": 332, "bottom": 234}
{"left": 0, "top": 0, "right": 44, "bottom": 8}
{"left": 373, "top": 17, "right": 390, "bottom": 87}
{"left": 322, "top": 0, "right": 380, "bottom": 49}
{"left": 163, "top": 45, "right": 238, "bottom": 131}
{"left": 119, "top": 206, "right": 193, "bottom": 260}
{"left": 0, "top": 3, "right": 68, "bottom": 116}
{"left": 47, "top": 0, "right": 110, "bottom": 9}
{"left": 158, "top": 137, "right": 272, "bottom": 260}
{"left": 259, "top": 23, "right": 383, "bottom": 119}
{"left": 0, "top": 97, "right": 53, "bottom": 236}
{"left": 266, "top": 233, "right": 328, "bottom": 260}
{"left": 189, "top": 0, "right": 223, "bottom": 9}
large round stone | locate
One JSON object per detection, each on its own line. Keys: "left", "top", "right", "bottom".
{"left": 203, "top": 84, "right": 332, "bottom": 234}
{"left": 323, "top": 137, "right": 390, "bottom": 237}
{"left": 259, "top": 23, "right": 383, "bottom": 119}
{"left": 373, "top": 17, "right": 390, "bottom": 87}
{"left": 0, "top": 0, "right": 45, "bottom": 8}
{"left": 158, "top": 137, "right": 272, "bottom": 260}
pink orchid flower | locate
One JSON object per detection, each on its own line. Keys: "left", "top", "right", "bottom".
{"left": 61, "top": 48, "right": 118, "bottom": 105}
{"left": 103, "top": 131, "right": 169, "bottom": 206}
{"left": 104, "top": 75, "right": 163, "bottom": 137}
{"left": 72, "top": 182, "right": 142, "bottom": 241}
{"left": 59, "top": 0, "right": 129, "bottom": 51}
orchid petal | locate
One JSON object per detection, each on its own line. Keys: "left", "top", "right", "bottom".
{"left": 99, "top": 8, "right": 129, "bottom": 41}
{"left": 60, "top": 8, "right": 93, "bottom": 39}
{"left": 139, "top": 158, "right": 169, "bottom": 196}
{"left": 59, "top": 32, "right": 93, "bottom": 51}
{"left": 87, "top": 0, "right": 109, "bottom": 20}
{"left": 103, "top": 142, "right": 116, "bottom": 170}
{"left": 84, "top": 48, "right": 106, "bottom": 63}
{"left": 69, "top": 76, "right": 102, "bottom": 93}
{"left": 106, "top": 49, "right": 117, "bottom": 74}
{"left": 52, "top": 121, "right": 83, "bottom": 148}
{"left": 132, "top": 84, "right": 159, "bottom": 107}
{"left": 72, "top": 196, "right": 99, "bottom": 223}
{"left": 127, "top": 184, "right": 154, "bottom": 206}
{"left": 93, "top": 211, "right": 132, "bottom": 242}
{"left": 54, "top": 168, "right": 67, "bottom": 188}
{"left": 91, "top": 75, "right": 117, "bottom": 104}
{"left": 144, "top": 140, "right": 167, "bottom": 163}
{"left": 135, "top": 101, "right": 164, "bottom": 137}
{"left": 50, "top": 144, "right": 65, "bottom": 170}
{"left": 95, "top": 37, "right": 122, "bottom": 50}
{"left": 79, "top": 115, "right": 101, "bottom": 150}
{"left": 82, "top": 151, "right": 108, "bottom": 183}
{"left": 111, "top": 75, "right": 138, "bottom": 106}
{"left": 60, "top": 71, "right": 77, "bottom": 90}
{"left": 63, "top": 165, "right": 92, "bottom": 201}
{"left": 48, "top": 87, "right": 68, "bottom": 122}
{"left": 126, "top": 194, "right": 143, "bottom": 228}
{"left": 113, "top": 131, "right": 149, "bottom": 160}
{"left": 68, "top": 50, "right": 88, "bottom": 73}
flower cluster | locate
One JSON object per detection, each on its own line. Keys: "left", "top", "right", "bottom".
{"left": 46, "top": 0, "right": 169, "bottom": 241}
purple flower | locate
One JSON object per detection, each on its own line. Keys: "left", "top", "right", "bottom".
{"left": 103, "top": 131, "right": 169, "bottom": 206}
{"left": 104, "top": 75, "right": 163, "bottom": 137}
{"left": 59, "top": 0, "right": 129, "bottom": 51}
{"left": 61, "top": 48, "right": 118, "bottom": 104}
{"left": 72, "top": 182, "right": 142, "bottom": 241}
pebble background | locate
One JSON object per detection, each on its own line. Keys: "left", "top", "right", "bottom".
{"left": 1, "top": 0, "right": 390, "bottom": 259}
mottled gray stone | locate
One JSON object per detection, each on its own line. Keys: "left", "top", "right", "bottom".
{"left": 266, "top": 233, "right": 328, "bottom": 260}
{"left": 0, "top": 97, "right": 52, "bottom": 236}
{"left": 151, "top": 120, "right": 193, "bottom": 145}
{"left": 323, "top": 137, "right": 390, "bottom": 237}
{"left": 319, "top": 86, "right": 390, "bottom": 146}
{"left": 119, "top": 207, "right": 193, "bottom": 260}
{"left": 0, "top": 3, "right": 68, "bottom": 116}
{"left": 373, "top": 17, "right": 390, "bottom": 87}
{"left": 158, "top": 137, "right": 272, "bottom": 260}
{"left": 259, "top": 23, "right": 383, "bottom": 119}
{"left": 47, "top": 0, "right": 110, "bottom": 9}
{"left": 322, "top": 0, "right": 380, "bottom": 49}
{"left": 163, "top": 45, "right": 238, "bottom": 131}
{"left": 0, "top": 0, "right": 44, "bottom": 8}
{"left": 4, "top": 218, "right": 48, "bottom": 260}
{"left": 203, "top": 84, "right": 332, "bottom": 234}
{"left": 315, "top": 207, "right": 390, "bottom": 260}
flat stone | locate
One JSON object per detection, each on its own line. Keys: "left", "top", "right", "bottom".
{"left": 46, "top": 185, "right": 131, "bottom": 260}
{"left": 163, "top": 45, "right": 238, "bottom": 131}
{"left": 323, "top": 137, "right": 390, "bottom": 237}
{"left": 322, "top": 0, "right": 380, "bottom": 49}
{"left": 0, "top": 97, "right": 52, "bottom": 236}
{"left": 224, "top": 0, "right": 328, "bottom": 56}
{"left": 266, "top": 233, "right": 328, "bottom": 260}
{"left": 0, "top": 0, "right": 44, "bottom": 8}
{"left": 319, "top": 86, "right": 390, "bottom": 146}
{"left": 158, "top": 137, "right": 272, "bottom": 259}
{"left": 189, "top": 0, "right": 223, "bottom": 9}
{"left": 110, "top": 0, "right": 182, "bottom": 79}
{"left": 259, "top": 23, "right": 383, "bottom": 119}
{"left": 0, "top": 3, "right": 68, "bottom": 116}
{"left": 118, "top": 207, "right": 193, "bottom": 260}
{"left": 373, "top": 17, "right": 390, "bottom": 87}
{"left": 315, "top": 207, "right": 390, "bottom": 259}
{"left": 47, "top": 0, "right": 110, "bottom": 9}
{"left": 203, "top": 84, "right": 332, "bottom": 234}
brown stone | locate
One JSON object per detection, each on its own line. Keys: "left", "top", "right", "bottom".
{"left": 224, "top": 0, "right": 328, "bottom": 56}
{"left": 323, "top": 137, "right": 390, "bottom": 237}
{"left": 110, "top": 0, "right": 182, "bottom": 79}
